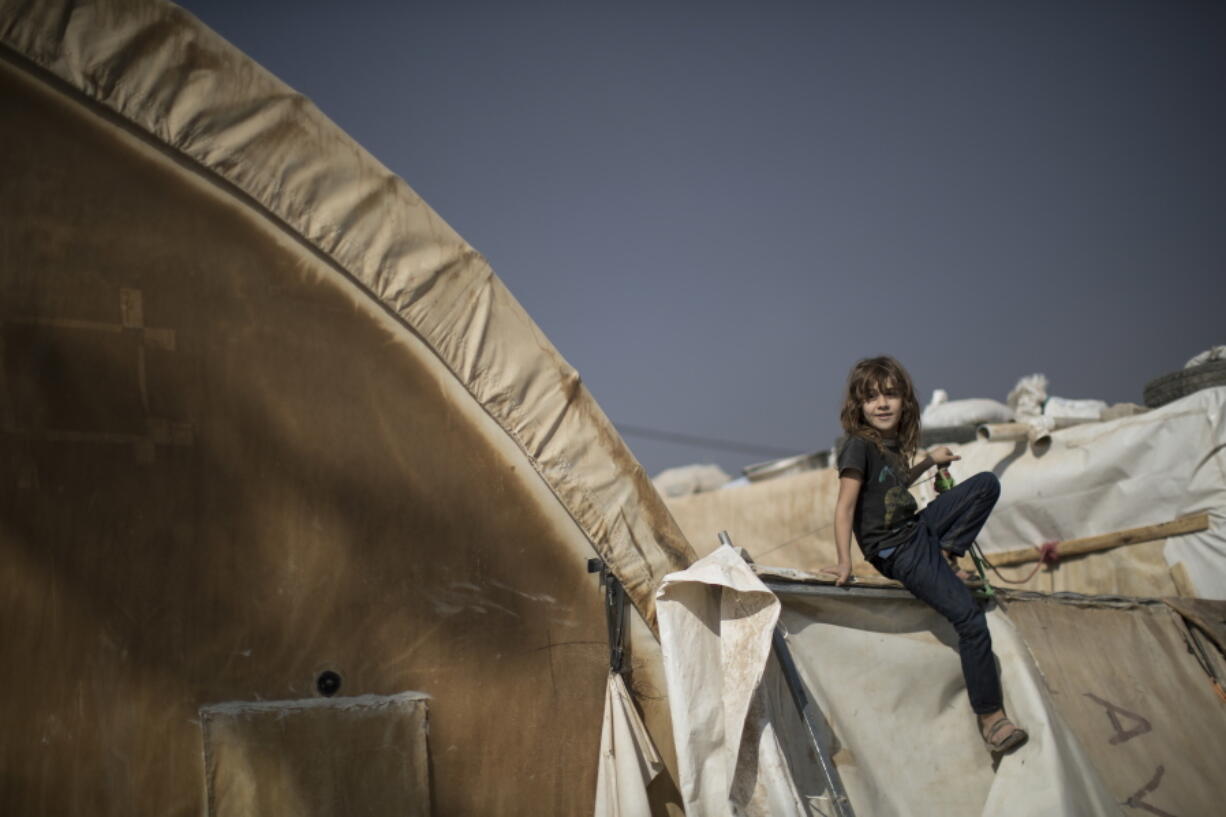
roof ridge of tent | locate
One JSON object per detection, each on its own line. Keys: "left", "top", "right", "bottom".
{"left": 0, "top": 0, "right": 693, "bottom": 625}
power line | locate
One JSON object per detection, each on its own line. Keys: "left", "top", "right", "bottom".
{"left": 615, "top": 423, "right": 798, "bottom": 459}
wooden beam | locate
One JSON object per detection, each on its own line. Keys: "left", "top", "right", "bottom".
{"left": 988, "top": 513, "right": 1210, "bottom": 567}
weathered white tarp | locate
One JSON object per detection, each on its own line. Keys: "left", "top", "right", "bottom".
{"left": 657, "top": 548, "right": 1127, "bottom": 816}
{"left": 955, "top": 387, "right": 1226, "bottom": 599}
{"left": 778, "top": 594, "right": 1121, "bottom": 816}
{"left": 594, "top": 672, "right": 666, "bottom": 817}
{"left": 656, "top": 546, "right": 810, "bottom": 816}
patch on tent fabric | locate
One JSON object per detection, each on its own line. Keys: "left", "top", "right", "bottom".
{"left": 0, "top": 288, "right": 191, "bottom": 462}
{"left": 199, "top": 692, "right": 431, "bottom": 817}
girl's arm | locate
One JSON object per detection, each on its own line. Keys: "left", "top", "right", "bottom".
{"left": 824, "top": 472, "right": 862, "bottom": 586}
{"left": 906, "top": 446, "right": 960, "bottom": 486}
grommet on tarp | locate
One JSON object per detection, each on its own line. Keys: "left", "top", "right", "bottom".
{"left": 316, "top": 670, "right": 342, "bottom": 697}
{"left": 588, "top": 558, "right": 628, "bottom": 674}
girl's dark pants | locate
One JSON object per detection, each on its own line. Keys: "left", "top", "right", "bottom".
{"left": 872, "top": 472, "right": 1003, "bottom": 714}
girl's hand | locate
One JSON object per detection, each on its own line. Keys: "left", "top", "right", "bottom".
{"left": 821, "top": 562, "right": 853, "bottom": 586}
{"left": 929, "top": 446, "right": 961, "bottom": 466}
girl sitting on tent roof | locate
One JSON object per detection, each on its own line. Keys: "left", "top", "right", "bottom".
{"left": 824, "top": 356, "right": 1028, "bottom": 755}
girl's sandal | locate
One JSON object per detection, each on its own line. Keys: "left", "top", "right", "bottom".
{"left": 982, "top": 716, "right": 1028, "bottom": 754}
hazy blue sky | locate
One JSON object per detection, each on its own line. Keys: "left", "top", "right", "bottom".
{"left": 181, "top": 0, "right": 1225, "bottom": 476}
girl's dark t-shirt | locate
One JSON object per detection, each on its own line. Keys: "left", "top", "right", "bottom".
{"left": 837, "top": 435, "right": 918, "bottom": 558}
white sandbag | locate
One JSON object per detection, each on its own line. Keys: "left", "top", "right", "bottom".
{"left": 1044, "top": 396, "right": 1108, "bottom": 420}
{"left": 922, "top": 389, "right": 1014, "bottom": 427}
{"left": 1006, "top": 374, "right": 1048, "bottom": 419}
{"left": 1185, "top": 345, "right": 1226, "bottom": 368}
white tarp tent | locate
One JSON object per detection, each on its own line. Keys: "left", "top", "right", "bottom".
{"left": 649, "top": 546, "right": 1199, "bottom": 816}
{"left": 960, "top": 387, "right": 1226, "bottom": 599}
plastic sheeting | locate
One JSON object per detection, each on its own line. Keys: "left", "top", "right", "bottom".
{"left": 778, "top": 593, "right": 1120, "bottom": 816}
{"left": 954, "top": 387, "right": 1226, "bottom": 599}
{"left": 656, "top": 546, "right": 812, "bottom": 816}
{"left": 594, "top": 673, "right": 667, "bottom": 817}
{"left": 657, "top": 547, "right": 1128, "bottom": 816}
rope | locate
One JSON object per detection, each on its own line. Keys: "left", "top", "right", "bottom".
{"left": 972, "top": 540, "right": 1061, "bottom": 585}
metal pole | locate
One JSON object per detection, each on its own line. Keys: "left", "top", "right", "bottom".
{"left": 587, "top": 558, "right": 627, "bottom": 674}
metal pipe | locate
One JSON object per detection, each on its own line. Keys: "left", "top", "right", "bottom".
{"left": 771, "top": 626, "right": 856, "bottom": 817}
{"left": 765, "top": 580, "right": 917, "bottom": 601}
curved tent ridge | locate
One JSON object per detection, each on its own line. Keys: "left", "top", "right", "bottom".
{"left": 0, "top": 0, "right": 693, "bottom": 622}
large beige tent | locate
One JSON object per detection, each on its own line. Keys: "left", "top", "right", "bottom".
{"left": 0, "top": 1, "right": 692, "bottom": 814}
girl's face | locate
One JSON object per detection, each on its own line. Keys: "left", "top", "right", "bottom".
{"left": 862, "top": 380, "right": 903, "bottom": 435}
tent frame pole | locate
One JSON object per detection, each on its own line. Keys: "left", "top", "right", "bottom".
{"left": 769, "top": 621, "right": 857, "bottom": 817}
{"left": 587, "top": 558, "right": 628, "bottom": 674}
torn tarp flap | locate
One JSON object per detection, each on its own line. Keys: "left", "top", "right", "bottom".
{"left": 655, "top": 545, "right": 810, "bottom": 817}
{"left": 594, "top": 672, "right": 665, "bottom": 817}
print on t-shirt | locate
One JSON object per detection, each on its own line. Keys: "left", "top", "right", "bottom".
{"left": 837, "top": 436, "right": 919, "bottom": 559}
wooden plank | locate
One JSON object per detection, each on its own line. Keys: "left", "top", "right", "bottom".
{"left": 989, "top": 513, "right": 1210, "bottom": 567}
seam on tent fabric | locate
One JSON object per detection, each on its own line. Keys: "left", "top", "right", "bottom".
{"left": 0, "top": 41, "right": 675, "bottom": 628}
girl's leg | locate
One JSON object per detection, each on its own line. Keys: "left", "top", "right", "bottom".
{"left": 918, "top": 472, "right": 1000, "bottom": 556}
{"left": 891, "top": 528, "right": 1003, "bottom": 714}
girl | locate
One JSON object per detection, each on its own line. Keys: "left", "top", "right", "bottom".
{"left": 823, "top": 356, "right": 1027, "bottom": 755}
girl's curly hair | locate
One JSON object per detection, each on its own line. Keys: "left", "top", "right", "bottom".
{"left": 839, "top": 356, "right": 922, "bottom": 465}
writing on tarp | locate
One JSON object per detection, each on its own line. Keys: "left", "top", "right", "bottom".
{"left": 1082, "top": 693, "right": 1151, "bottom": 744}
{"left": 1084, "top": 692, "right": 1177, "bottom": 817}
{"left": 1124, "top": 766, "right": 1176, "bottom": 817}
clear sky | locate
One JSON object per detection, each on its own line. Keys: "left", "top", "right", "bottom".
{"left": 180, "top": 0, "right": 1226, "bottom": 477}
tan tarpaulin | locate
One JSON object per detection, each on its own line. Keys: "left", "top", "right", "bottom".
{"left": 667, "top": 467, "right": 843, "bottom": 569}
{"left": 0, "top": 1, "right": 692, "bottom": 814}
{"left": 1004, "top": 597, "right": 1226, "bottom": 817}
{"left": 0, "top": 0, "right": 691, "bottom": 625}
